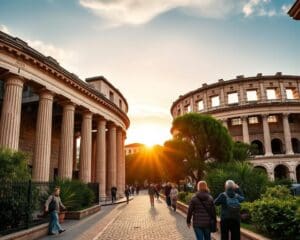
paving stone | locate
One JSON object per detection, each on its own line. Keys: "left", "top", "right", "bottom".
{"left": 96, "top": 192, "right": 195, "bottom": 240}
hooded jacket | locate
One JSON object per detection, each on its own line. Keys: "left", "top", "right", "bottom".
{"left": 214, "top": 187, "right": 244, "bottom": 220}
{"left": 187, "top": 191, "right": 216, "bottom": 228}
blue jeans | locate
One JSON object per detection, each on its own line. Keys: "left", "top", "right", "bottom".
{"left": 193, "top": 227, "right": 211, "bottom": 240}
{"left": 49, "top": 211, "right": 63, "bottom": 234}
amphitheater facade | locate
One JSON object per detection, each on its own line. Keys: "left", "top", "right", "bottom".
{"left": 0, "top": 31, "right": 129, "bottom": 198}
{"left": 171, "top": 73, "right": 300, "bottom": 182}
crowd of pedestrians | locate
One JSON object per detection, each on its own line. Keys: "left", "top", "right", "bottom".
{"left": 146, "top": 179, "right": 244, "bottom": 240}
{"left": 45, "top": 179, "right": 244, "bottom": 239}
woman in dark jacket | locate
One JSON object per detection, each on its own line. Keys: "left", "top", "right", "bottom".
{"left": 187, "top": 181, "right": 216, "bottom": 240}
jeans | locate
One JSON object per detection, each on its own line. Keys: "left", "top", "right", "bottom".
{"left": 220, "top": 219, "right": 240, "bottom": 240}
{"left": 193, "top": 227, "right": 211, "bottom": 240}
{"left": 49, "top": 211, "right": 63, "bottom": 234}
{"left": 166, "top": 196, "right": 171, "bottom": 206}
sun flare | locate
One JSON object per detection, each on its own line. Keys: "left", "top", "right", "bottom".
{"left": 126, "top": 124, "right": 171, "bottom": 147}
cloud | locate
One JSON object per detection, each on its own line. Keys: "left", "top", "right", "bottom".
{"left": 242, "top": 0, "right": 276, "bottom": 17}
{"left": 79, "top": 0, "right": 245, "bottom": 26}
{"left": 0, "top": 24, "right": 10, "bottom": 34}
{"left": 26, "top": 39, "right": 75, "bottom": 66}
{"left": 0, "top": 25, "right": 77, "bottom": 71}
{"left": 281, "top": 4, "right": 292, "bottom": 14}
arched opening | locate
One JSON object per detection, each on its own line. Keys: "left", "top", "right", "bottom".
{"left": 297, "top": 165, "right": 300, "bottom": 183}
{"left": 292, "top": 138, "right": 300, "bottom": 153}
{"left": 251, "top": 140, "right": 264, "bottom": 155}
{"left": 254, "top": 166, "right": 267, "bottom": 175}
{"left": 271, "top": 138, "right": 283, "bottom": 154}
{"left": 274, "top": 164, "right": 289, "bottom": 180}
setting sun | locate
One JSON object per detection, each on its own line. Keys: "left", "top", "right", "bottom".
{"left": 126, "top": 123, "right": 171, "bottom": 147}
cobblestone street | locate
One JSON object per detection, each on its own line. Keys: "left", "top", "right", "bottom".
{"left": 96, "top": 192, "right": 195, "bottom": 240}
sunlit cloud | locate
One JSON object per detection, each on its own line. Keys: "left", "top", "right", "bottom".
{"left": 0, "top": 25, "right": 78, "bottom": 73}
{"left": 242, "top": 0, "right": 276, "bottom": 17}
{"left": 79, "top": 0, "right": 248, "bottom": 26}
{"left": 281, "top": 4, "right": 292, "bottom": 14}
{"left": 0, "top": 24, "right": 10, "bottom": 34}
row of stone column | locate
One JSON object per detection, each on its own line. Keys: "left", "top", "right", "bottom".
{"left": 0, "top": 73, "right": 126, "bottom": 199}
{"left": 222, "top": 114, "right": 293, "bottom": 155}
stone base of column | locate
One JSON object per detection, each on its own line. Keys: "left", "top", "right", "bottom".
{"left": 264, "top": 152, "right": 273, "bottom": 157}
{"left": 286, "top": 151, "right": 294, "bottom": 155}
{"left": 99, "top": 194, "right": 107, "bottom": 202}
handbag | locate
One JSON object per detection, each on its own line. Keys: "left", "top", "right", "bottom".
{"left": 197, "top": 196, "right": 217, "bottom": 233}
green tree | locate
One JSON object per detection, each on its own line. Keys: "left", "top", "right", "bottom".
{"left": 232, "top": 141, "right": 257, "bottom": 161}
{"left": 0, "top": 148, "right": 30, "bottom": 181}
{"left": 170, "top": 113, "right": 233, "bottom": 182}
{"left": 206, "top": 161, "right": 269, "bottom": 201}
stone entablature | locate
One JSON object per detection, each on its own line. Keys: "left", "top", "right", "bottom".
{"left": 288, "top": 0, "right": 300, "bottom": 20}
{"left": 0, "top": 31, "right": 129, "bottom": 129}
{"left": 171, "top": 74, "right": 300, "bottom": 182}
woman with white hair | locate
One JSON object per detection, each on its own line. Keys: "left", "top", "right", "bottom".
{"left": 214, "top": 180, "right": 244, "bottom": 240}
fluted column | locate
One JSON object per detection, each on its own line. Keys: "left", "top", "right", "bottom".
{"left": 32, "top": 90, "right": 54, "bottom": 181}
{"left": 116, "top": 127, "right": 123, "bottom": 197}
{"left": 262, "top": 115, "right": 272, "bottom": 156}
{"left": 0, "top": 74, "right": 24, "bottom": 150}
{"left": 58, "top": 102, "right": 75, "bottom": 179}
{"left": 282, "top": 113, "right": 293, "bottom": 155}
{"left": 80, "top": 111, "right": 92, "bottom": 183}
{"left": 107, "top": 123, "right": 117, "bottom": 194}
{"left": 242, "top": 116, "right": 250, "bottom": 143}
{"left": 122, "top": 131, "right": 126, "bottom": 193}
{"left": 96, "top": 118, "right": 106, "bottom": 199}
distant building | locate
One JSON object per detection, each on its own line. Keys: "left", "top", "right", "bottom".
{"left": 171, "top": 73, "right": 300, "bottom": 182}
{"left": 288, "top": 0, "right": 300, "bottom": 20}
{"left": 125, "top": 143, "right": 145, "bottom": 156}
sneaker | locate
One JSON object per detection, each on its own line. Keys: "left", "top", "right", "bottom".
{"left": 59, "top": 229, "right": 66, "bottom": 234}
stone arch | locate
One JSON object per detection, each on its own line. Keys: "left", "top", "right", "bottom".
{"left": 274, "top": 164, "right": 289, "bottom": 180}
{"left": 251, "top": 140, "right": 264, "bottom": 155}
{"left": 296, "top": 165, "right": 300, "bottom": 183}
{"left": 292, "top": 138, "right": 300, "bottom": 153}
{"left": 254, "top": 165, "right": 267, "bottom": 175}
{"left": 271, "top": 138, "right": 284, "bottom": 154}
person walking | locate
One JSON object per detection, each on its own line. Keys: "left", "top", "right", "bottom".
{"left": 214, "top": 180, "right": 245, "bottom": 240}
{"left": 164, "top": 182, "right": 172, "bottom": 207}
{"left": 111, "top": 186, "right": 117, "bottom": 203}
{"left": 124, "top": 185, "right": 130, "bottom": 204}
{"left": 45, "top": 187, "right": 66, "bottom": 235}
{"left": 148, "top": 184, "right": 156, "bottom": 207}
{"left": 170, "top": 184, "right": 179, "bottom": 211}
{"left": 187, "top": 181, "right": 216, "bottom": 240}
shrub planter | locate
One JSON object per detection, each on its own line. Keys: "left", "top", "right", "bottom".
{"left": 65, "top": 204, "right": 101, "bottom": 220}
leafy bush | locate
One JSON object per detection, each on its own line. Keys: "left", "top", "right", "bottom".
{"left": 0, "top": 148, "right": 30, "bottom": 181}
{"left": 0, "top": 149, "right": 32, "bottom": 233}
{"left": 178, "top": 191, "right": 188, "bottom": 202}
{"left": 250, "top": 198, "right": 300, "bottom": 240}
{"left": 261, "top": 185, "right": 293, "bottom": 200}
{"left": 45, "top": 179, "right": 95, "bottom": 211}
{"left": 185, "top": 192, "right": 194, "bottom": 204}
{"left": 205, "top": 161, "right": 269, "bottom": 201}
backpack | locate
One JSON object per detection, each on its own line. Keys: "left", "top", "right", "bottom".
{"left": 224, "top": 192, "right": 240, "bottom": 219}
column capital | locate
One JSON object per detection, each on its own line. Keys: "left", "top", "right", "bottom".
{"left": 241, "top": 115, "right": 248, "bottom": 120}
{"left": 282, "top": 112, "right": 290, "bottom": 118}
{"left": 107, "top": 121, "right": 117, "bottom": 129}
{"left": 3, "top": 73, "right": 25, "bottom": 87}
{"left": 261, "top": 114, "right": 269, "bottom": 119}
{"left": 82, "top": 110, "right": 93, "bottom": 119}
{"left": 38, "top": 88, "right": 55, "bottom": 100}
{"left": 59, "top": 100, "right": 76, "bottom": 108}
